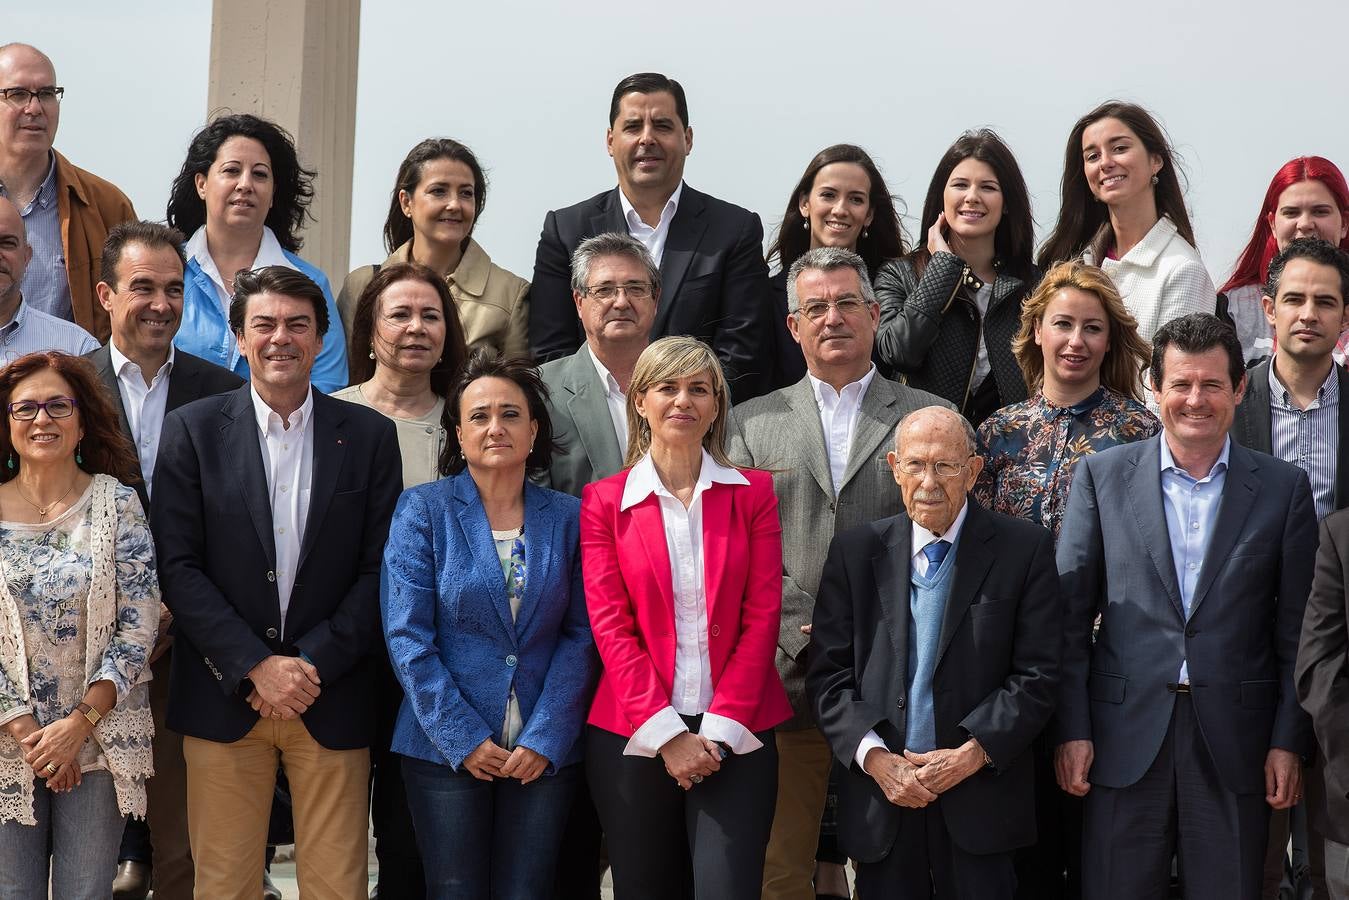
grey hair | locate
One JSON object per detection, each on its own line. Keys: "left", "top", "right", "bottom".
{"left": 785, "top": 246, "right": 876, "bottom": 314}
{"left": 569, "top": 232, "right": 662, "bottom": 297}
{"left": 894, "top": 406, "right": 977, "bottom": 456}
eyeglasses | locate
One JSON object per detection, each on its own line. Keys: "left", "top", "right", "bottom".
{"left": 583, "top": 281, "right": 653, "bottom": 301}
{"left": 8, "top": 397, "right": 78, "bottom": 420}
{"left": 795, "top": 298, "right": 871, "bottom": 322}
{"left": 0, "top": 87, "right": 64, "bottom": 109}
{"left": 895, "top": 457, "right": 973, "bottom": 478}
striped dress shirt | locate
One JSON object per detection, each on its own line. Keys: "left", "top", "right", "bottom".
{"left": 1269, "top": 361, "right": 1338, "bottom": 521}
{"left": 0, "top": 299, "right": 99, "bottom": 365}
{"left": 0, "top": 153, "right": 73, "bottom": 321}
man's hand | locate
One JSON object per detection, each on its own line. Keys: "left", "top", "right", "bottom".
{"left": 1055, "top": 740, "right": 1094, "bottom": 797}
{"left": 904, "top": 739, "right": 986, "bottom": 795}
{"left": 246, "top": 655, "right": 321, "bottom": 717}
{"left": 1265, "top": 749, "right": 1303, "bottom": 810}
{"left": 863, "top": 747, "right": 938, "bottom": 809}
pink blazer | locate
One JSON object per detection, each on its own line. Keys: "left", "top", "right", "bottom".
{"left": 581, "top": 466, "right": 793, "bottom": 739}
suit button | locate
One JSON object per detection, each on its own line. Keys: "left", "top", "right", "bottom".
{"left": 1185, "top": 628, "right": 1197, "bottom": 638}
{"left": 897, "top": 698, "right": 906, "bottom": 709}
{"left": 266, "top": 571, "right": 276, "bottom": 583}
{"left": 711, "top": 625, "right": 721, "bottom": 637}
{"left": 216, "top": 672, "right": 223, "bottom": 681}
{"left": 505, "top": 654, "right": 517, "bottom": 667}
{"left": 265, "top": 627, "right": 278, "bottom": 639}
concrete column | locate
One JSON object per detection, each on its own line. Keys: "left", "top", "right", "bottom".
{"left": 207, "top": 0, "right": 360, "bottom": 284}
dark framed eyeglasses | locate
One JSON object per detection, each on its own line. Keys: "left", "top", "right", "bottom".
{"left": 8, "top": 397, "right": 78, "bottom": 421}
{"left": 0, "top": 87, "right": 64, "bottom": 108}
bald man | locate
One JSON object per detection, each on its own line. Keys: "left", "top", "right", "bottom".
{"left": 0, "top": 195, "right": 98, "bottom": 362}
{"left": 807, "top": 407, "right": 1062, "bottom": 899}
{"left": 0, "top": 42, "right": 135, "bottom": 340}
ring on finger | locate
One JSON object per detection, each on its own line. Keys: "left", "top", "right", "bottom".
{"left": 690, "top": 774, "right": 703, "bottom": 784}
{"left": 43, "top": 762, "right": 58, "bottom": 776}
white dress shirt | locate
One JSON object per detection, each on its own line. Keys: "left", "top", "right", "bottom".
{"left": 808, "top": 365, "right": 877, "bottom": 494}
{"left": 251, "top": 385, "right": 315, "bottom": 635}
{"left": 853, "top": 501, "right": 971, "bottom": 769}
{"left": 619, "top": 448, "right": 762, "bottom": 757}
{"left": 185, "top": 226, "right": 298, "bottom": 317}
{"left": 109, "top": 342, "right": 175, "bottom": 498}
{"left": 588, "top": 349, "right": 629, "bottom": 457}
{"left": 619, "top": 181, "right": 683, "bottom": 266}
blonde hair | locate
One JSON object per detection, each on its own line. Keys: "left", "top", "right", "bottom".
{"left": 1012, "top": 261, "right": 1152, "bottom": 401}
{"left": 623, "top": 336, "right": 736, "bottom": 468}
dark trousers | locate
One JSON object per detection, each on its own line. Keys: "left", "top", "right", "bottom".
{"left": 1084, "top": 693, "right": 1270, "bottom": 900}
{"left": 854, "top": 801, "right": 1017, "bottom": 900}
{"left": 1015, "top": 734, "right": 1083, "bottom": 899}
{"left": 372, "top": 654, "right": 425, "bottom": 899}
{"left": 552, "top": 768, "right": 604, "bottom": 899}
{"left": 586, "top": 722, "right": 778, "bottom": 900}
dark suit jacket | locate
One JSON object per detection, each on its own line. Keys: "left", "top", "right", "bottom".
{"left": 85, "top": 344, "right": 244, "bottom": 512}
{"left": 529, "top": 184, "right": 772, "bottom": 400}
{"left": 1296, "top": 510, "right": 1349, "bottom": 843}
{"left": 539, "top": 345, "right": 626, "bottom": 498}
{"left": 806, "top": 501, "right": 1062, "bottom": 861}
{"left": 151, "top": 386, "right": 403, "bottom": 749}
{"left": 1056, "top": 436, "right": 1317, "bottom": 795}
{"left": 1230, "top": 358, "right": 1349, "bottom": 511}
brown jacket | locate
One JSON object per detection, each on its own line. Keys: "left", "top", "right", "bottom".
{"left": 337, "top": 238, "right": 530, "bottom": 363}
{"left": 55, "top": 150, "right": 136, "bottom": 342}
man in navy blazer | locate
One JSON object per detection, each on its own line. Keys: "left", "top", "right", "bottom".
{"left": 1056, "top": 314, "right": 1318, "bottom": 899}
{"left": 152, "top": 266, "right": 402, "bottom": 899}
{"left": 530, "top": 72, "right": 772, "bottom": 401}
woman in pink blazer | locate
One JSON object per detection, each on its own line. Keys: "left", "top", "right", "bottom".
{"left": 580, "top": 335, "right": 792, "bottom": 899}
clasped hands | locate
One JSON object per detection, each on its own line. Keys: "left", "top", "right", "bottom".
{"left": 7, "top": 713, "right": 88, "bottom": 793}
{"left": 659, "top": 732, "right": 723, "bottom": 791}
{"left": 246, "top": 655, "right": 321, "bottom": 720}
{"left": 864, "top": 739, "right": 985, "bottom": 808}
{"left": 463, "top": 738, "right": 550, "bottom": 784}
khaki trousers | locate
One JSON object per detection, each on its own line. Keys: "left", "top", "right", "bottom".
{"left": 762, "top": 726, "right": 833, "bottom": 900}
{"left": 184, "top": 717, "right": 369, "bottom": 900}
{"left": 145, "top": 653, "right": 194, "bottom": 900}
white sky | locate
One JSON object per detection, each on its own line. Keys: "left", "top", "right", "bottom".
{"left": 13, "top": 0, "right": 1349, "bottom": 290}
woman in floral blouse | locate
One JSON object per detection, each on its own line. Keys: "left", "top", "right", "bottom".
{"left": 973, "top": 261, "right": 1156, "bottom": 898}
{"left": 0, "top": 352, "right": 158, "bottom": 899}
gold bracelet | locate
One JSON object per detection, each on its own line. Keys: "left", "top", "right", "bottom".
{"left": 76, "top": 702, "right": 102, "bottom": 727}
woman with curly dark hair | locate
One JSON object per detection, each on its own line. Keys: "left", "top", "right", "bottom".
{"left": 0, "top": 352, "right": 159, "bottom": 899}
{"left": 166, "top": 113, "right": 348, "bottom": 392}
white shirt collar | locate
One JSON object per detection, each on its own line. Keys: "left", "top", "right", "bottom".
{"left": 185, "top": 225, "right": 295, "bottom": 295}
{"left": 620, "top": 446, "right": 748, "bottom": 511}
{"left": 619, "top": 181, "right": 684, "bottom": 230}
{"left": 250, "top": 383, "right": 314, "bottom": 434}
{"left": 588, "top": 347, "right": 626, "bottom": 397}
{"left": 109, "top": 340, "right": 176, "bottom": 381}
{"left": 911, "top": 496, "right": 970, "bottom": 555}
{"left": 807, "top": 364, "right": 877, "bottom": 407}
{"left": 1159, "top": 433, "right": 1231, "bottom": 479}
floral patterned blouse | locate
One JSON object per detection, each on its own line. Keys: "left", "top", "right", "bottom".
{"left": 975, "top": 387, "right": 1160, "bottom": 539}
{"left": 0, "top": 480, "right": 159, "bottom": 773}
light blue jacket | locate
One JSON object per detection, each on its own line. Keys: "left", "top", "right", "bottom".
{"left": 380, "top": 473, "right": 595, "bottom": 772}
{"left": 174, "top": 249, "right": 348, "bottom": 393}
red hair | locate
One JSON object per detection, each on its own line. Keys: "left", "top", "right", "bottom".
{"left": 1220, "top": 156, "right": 1349, "bottom": 293}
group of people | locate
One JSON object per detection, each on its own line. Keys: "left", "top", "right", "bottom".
{"left": 1, "top": 36, "right": 1349, "bottom": 900}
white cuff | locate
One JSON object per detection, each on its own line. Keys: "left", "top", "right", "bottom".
{"left": 623, "top": 706, "right": 688, "bottom": 757}
{"left": 854, "top": 729, "right": 889, "bottom": 770}
{"left": 698, "top": 712, "right": 764, "bottom": 755}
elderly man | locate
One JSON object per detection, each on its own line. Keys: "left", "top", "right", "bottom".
{"left": 0, "top": 43, "right": 134, "bottom": 338}
{"left": 152, "top": 266, "right": 402, "bottom": 899}
{"left": 807, "top": 406, "right": 1062, "bottom": 898}
{"left": 530, "top": 72, "right": 771, "bottom": 400}
{"left": 0, "top": 195, "right": 98, "bottom": 362}
{"left": 726, "top": 246, "right": 949, "bottom": 900}
{"left": 1057, "top": 313, "right": 1317, "bottom": 899}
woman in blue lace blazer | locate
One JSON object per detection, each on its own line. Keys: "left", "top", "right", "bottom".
{"left": 381, "top": 351, "right": 594, "bottom": 899}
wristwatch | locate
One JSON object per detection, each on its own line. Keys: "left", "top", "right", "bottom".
{"left": 76, "top": 702, "right": 102, "bottom": 727}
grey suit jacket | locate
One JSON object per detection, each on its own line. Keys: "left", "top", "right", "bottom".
{"left": 726, "top": 373, "right": 952, "bottom": 728}
{"left": 1056, "top": 435, "right": 1317, "bottom": 794}
{"left": 1230, "top": 358, "right": 1349, "bottom": 511}
{"left": 540, "top": 345, "right": 626, "bottom": 498}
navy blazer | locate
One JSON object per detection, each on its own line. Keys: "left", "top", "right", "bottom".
{"left": 1056, "top": 436, "right": 1317, "bottom": 794}
{"left": 380, "top": 473, "right": 595, "bottom": 773}
{"left": 152, "top": 385, "right": 403, "bottom": 749}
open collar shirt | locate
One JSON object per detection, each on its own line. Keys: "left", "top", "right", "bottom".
{"left": 251, "top": 385, "right": 315, "bottom": 635}
{"left": 109, "top": 341, "right": 175, "bottom": 497}
{"left": 619, "top": 181, "right": 683, "bottom": 266}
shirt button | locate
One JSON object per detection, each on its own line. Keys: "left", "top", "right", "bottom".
{"left": 1191, "top": 522, "right": 1199, "bottom": 530}
{"left": 265, "top": 627, "right": 278, "bottom": 639}
{"left": 282, "top": 443, "right": 289, "bottom": 451}
{"left": 505, "top": 654, "right": 518, "bottom": 667}
{"left": 1188, "top": 563, "right": 1197, "bottom": 570}
{"left": 280, "top": 484, "right": 288, "bottom": 492}
{"left": 277, "top": 527, "right": 286, "bottom": 534}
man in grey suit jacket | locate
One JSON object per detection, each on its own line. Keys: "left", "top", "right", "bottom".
{"left": 726, "top": 247, "right": 950, "bottom": 900}
{"left": 1056, "top": 313, "right": 1318, "bottom": 900}
{"left": 539, "top": 232, "right": 659, "bottom": 899}
{"left": 86, "top": 221, "right": 243, "bottom": 900}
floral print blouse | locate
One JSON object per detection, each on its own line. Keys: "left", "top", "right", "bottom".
{"left": 975, "top": 387, "right": 1160, "bottom": 539}
{"left": 0, "top": 481, "right": 159, "bottom": 772}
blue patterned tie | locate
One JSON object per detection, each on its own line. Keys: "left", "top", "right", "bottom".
{"left": 922, "top": 539, "right": 950, "bottom": 572}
